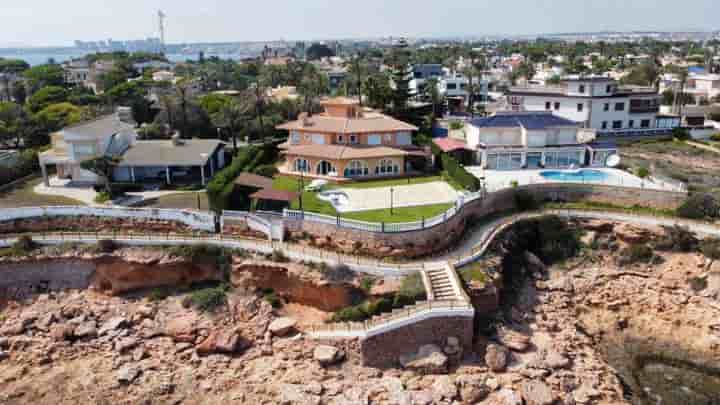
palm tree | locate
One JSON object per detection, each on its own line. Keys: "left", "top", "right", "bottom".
{"left": 211, "top": 99, "right": 250, "bottom": 153}
{"left": 345, "top": 55, "right": 368, "bottom": 105}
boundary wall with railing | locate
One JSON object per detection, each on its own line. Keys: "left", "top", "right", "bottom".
{"left": 0, "top": 206, "right": 215, "bottom": 232}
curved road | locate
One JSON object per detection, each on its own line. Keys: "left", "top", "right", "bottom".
{"left": 2, "top": 209, "right": 719, "bottom": 277}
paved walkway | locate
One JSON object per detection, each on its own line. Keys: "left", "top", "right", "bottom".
{"left": 3, "top": 209, "right": 719, "bottom": 277}
{"left": 33, "top": 176, "right": 204, "bottom": 207}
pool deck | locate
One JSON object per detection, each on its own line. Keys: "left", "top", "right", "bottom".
{"left": 329, "top": 181, "right": 459, "bottom": 213}
{"left": 465, "top": 167, "right": 686, "bottom": 193}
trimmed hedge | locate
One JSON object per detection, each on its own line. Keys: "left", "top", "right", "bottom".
{"left": 206, "top": 144, "right": 278, "bottom": 212}
{"left": 440, "top": 153, "right": 480, "bottom": 191}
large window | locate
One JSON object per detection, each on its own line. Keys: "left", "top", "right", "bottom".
{"left": 290, "top": 131, "right": 301, "bottom": 144}
{"left": 544, "top": 151, "right": 585, "bottom": 168}
{"left": 376, "top": 159, "right": 398, "bottom": 175}
{"left": 577, "top": 103, "right": 584, "bottom": 112}
{"left": 446, "top": 83, "right": 457, "bottom": 90}
{"left": 554, "top": 102, "right": 560, "bottom": 110}
{"left": 344, "top": 160, "right": 369, "bottom": 177}
{"left": 641, "top": 119, "right": 651, "bottom": 128}
{"left": 615, "top": 102, "right": 625, "bottom": 111}
{"left": 368, "top": 135, "right": 381, "bottom": 145}
{"left": 612, "top": 120, "right": 623, "bottom": 129}
{"left": 526, "top": 152, "right": 542, "bottom": 169}
{"left": 294, "top": 158, "right": 310, "bottom": 173}
{"left": 485, "top": 152, "right": 523, "bottom": 170}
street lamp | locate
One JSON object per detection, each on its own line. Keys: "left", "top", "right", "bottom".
{"left": 390, "top": 187, "right": 394, "bottom": 215}
{"left": 298, "top": 170, "right": 305, "bottom": 214}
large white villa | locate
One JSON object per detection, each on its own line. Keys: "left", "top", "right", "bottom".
{"left": 436, "top": 111, "right": 617, "bottom": 170}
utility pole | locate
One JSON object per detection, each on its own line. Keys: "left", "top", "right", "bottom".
{"left": 158, "top": 10, "right": 166, "bottom": 54}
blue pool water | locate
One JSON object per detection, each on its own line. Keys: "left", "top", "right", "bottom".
{"left": 540, "top": 169, "right": 609, "bottom": 182}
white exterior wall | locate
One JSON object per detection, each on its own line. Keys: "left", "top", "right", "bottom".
{"left": 520, "top": 94, "right": 656, "bottom": 130}
{"left": 0, "top": 206, "right": 215, "bottom": 232}
{"left": 477, "top": 128, "right": 522, "bottom": 147}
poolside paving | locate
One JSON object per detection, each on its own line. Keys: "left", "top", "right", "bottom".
{"left": 333, "top": 181, "right": 459, "bottom": 213}
{"left": 465, "top": 168, "right": 685, "bottom": 193}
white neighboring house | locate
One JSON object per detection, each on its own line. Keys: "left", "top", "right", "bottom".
{"left": 506, "top": 75, "right": 663, "bottom": 135}
{"left": 685, "top": 73, "right": 720, "bottom": 103}
{"left": 39, "top": 113, "right": 226, "bottom": 187}
{"left": 39, "top": 114, "right": 137, "bottom": 186}
{"left": 461, "top": 111, "right": 616, "bottom": 170}
{"left": 409, "top": 65, "right": 489, "bottom": 104}
{"left": 152, "top": 70, "right": 176, "bottom": 82}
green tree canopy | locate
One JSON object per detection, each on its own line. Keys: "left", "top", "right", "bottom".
{"left": 0, "top": 102, "right": 30, "bottom": 147}
{"left": 28, "top": 86, "right": 69, "bottom": 113}
{"left": 200, "top": 93, "right": 234, "bottom": 116}
{"left": 34, "top": 102, "right": 82, "bottom": 133}
{"left": 23, "top": 64, "right": 64, "bottom": 91}
{"left": 0, "top": 59, "right": 30, "bottom": 74}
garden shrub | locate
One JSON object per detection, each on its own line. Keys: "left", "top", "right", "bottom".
{"left": 189, "top": 283, "right": 230, "bottom": 312}
{"left": 677, "top": 193, "right": 720, "bottom": 220}
{"left": 252, "top": 164, "right": 279, "bottom": 178}
{"left": 656, "top": 225, "right": 699, "bottom": 252}
{"left": 440, "top": 153, "right": 480, "bottom": 191}
{"left": 619, "top": 243, "right": 654, "bottom": 265}
{"left": 394, "top": 273, "right": 427, "bottom": 307}
{"left": 514, "top": 189, "right": 540, "bottom": 211}
{"left": 700, "top": 238, "right": 720, "bottom": 260}
{"left": 95, "top": 239, "right": 117, "bottom": 253}
{"left": 12, "top": 235, "right": 36, "bottom": 253}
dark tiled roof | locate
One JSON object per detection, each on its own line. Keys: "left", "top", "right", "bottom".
{"left": 469, "top": 112, "right": 579, "bottom": 130}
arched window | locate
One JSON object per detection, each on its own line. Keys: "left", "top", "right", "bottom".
{"left": 344, "top": 160, "right": 368, "bottom": 177}
{"left": 376, "top": 159, "right": 398, "bottom": 175}
{"left": 294, "top": 158, "right": 309, "bottom": 173}
{"left": 316, "top": 160, "right": 336, "bottom": 176}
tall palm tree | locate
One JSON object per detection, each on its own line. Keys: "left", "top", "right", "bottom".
{"left": 345, "top": 55, "right": 368, "bottom": 105}
{"left": 211, "top": 99, "right": 250, "bottom": 153}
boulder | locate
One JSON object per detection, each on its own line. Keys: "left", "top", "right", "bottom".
{"left": 615, "top": 223, "right": 653, "bottom": 244}
{"left": 496, "top": 328, "right": 530, "bottom": 352}
{"left": 520, "top": 381, "right": 554, "bottom": 405}
{"left": 0, "top": 322, "right": 25, "bottom": 336}
{"left": 457, "top": 375, "right": 490, "bottom": 404}
{"left": 50, "top": 324, "right": 75, "bottom": 342}
{"left": 268, "top": 317, "right": 297, "bottom": 337}
{"left": 543, "top": 350, "right": 570, "bottom": 369}
{"left": 486, "top": 388, "right": 523, "bottom": 405}
{"left": 115, "top": 337, "right": 139, "bottom": 353}
{"left": 485, "top": 344, "right": 508, "bottom": 372}
{"left": 431, "top": 375, "right": 458, "bottom": 402}
{"left": 399, "top": 344, "right": 448, "bottom": 374}
{"left": 74, "top": 321, "right": 98, "bottom": 339}
{"left": 197, "top": 329, "right": 246, "bottom": 355}
{"left": 277, "top": 383, "right": 321, "bottom": 405}
{"left": 98, "top": 316, "right": 128, "bottom": 336}
{"left": 313, "top": 345, "right": 344, "bottom": 366}
{"left": 164, "top": 314, "right": 200, "bottom": 343}
{"left": 117, "top": 365, "right": 140, "bottom": 385}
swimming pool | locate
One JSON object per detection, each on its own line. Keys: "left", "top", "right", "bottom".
{"left": 540, "top": 169, "right": 609, "bottom": 182}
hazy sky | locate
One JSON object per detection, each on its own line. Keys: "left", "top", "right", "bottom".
{"left": 2, "top": 0, "right": 719, "bottom": 46}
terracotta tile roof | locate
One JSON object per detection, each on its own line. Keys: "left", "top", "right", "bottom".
{"left": 282, "top": 144, "right": 409, "bottom": 160}
{"left": 433, "top": 137, "right": 471, "bottom": 153}
{"left": 276, "top": 113, "right": 418, "bottom": 134}
{"left": 234, "top": 172, "right": 274, "bottom": 189}
{"left": 249, "top": 188, "right": 299, "bottom": 202}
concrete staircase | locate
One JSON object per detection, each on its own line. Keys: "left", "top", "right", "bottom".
{"left": 423, "top": 264, "right": 466, "bottom": 302}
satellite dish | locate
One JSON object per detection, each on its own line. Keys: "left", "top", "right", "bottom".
{"left": 606, "top": 154, "right": 621, "bottom": 168}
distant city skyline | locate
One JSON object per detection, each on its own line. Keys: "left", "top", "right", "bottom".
{"left": 1, "top": 0, "right": 719, "bottom": 48}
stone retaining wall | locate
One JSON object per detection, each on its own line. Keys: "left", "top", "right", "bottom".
{"left": 359, "top": 315, "right": 474, "bottom": 368}
{"left": 0, "top": 216, "right": 200, "bottom": 235}
{"left": 283, "top": 184, "right": 685, "bottom": 258}
{"left": 0, "top": 259, "right": 96, "bottom": 300}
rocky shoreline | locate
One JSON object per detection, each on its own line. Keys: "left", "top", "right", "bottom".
{"left": 0, "top": 219, "right": 718, "bottom": 404}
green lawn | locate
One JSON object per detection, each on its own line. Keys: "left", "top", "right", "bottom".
{"left": 0, "top": 177, "right": 84, "bottom": 208}
{"left": 272, "top": 175, "right": 456, "bottom": 223}
{"left": 139, "top": 192, "right": 210, "bottom": 210}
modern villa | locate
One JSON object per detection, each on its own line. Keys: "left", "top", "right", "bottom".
{"left": 276, "top": 98, "right": 429, "bottom": 180}
{"left": 39, "top": 112, "right": 225, "bottom": 187}
{"left": 436, "top": 111, "right": 618, "bottom": 170}
{"left": 506, "top": 75, "right": 668, "bottom": 135}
